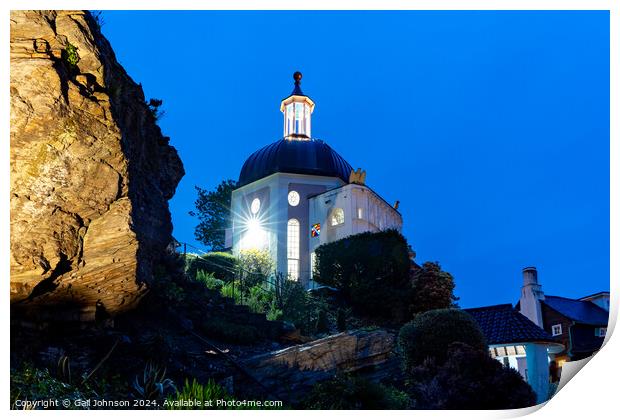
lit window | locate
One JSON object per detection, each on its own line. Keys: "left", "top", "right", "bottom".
{"left": 250, "top": 198, "right": 260, "bottom": 214}
{"left": 305, "top": 105, "right": 311, "bottom": 136}
{"left": 296, "top": 103, "right": 306, "bottom": 134}
{"left": 285, "top": 104, "right": 294, "bottom": 136}
{"left": 287, "top": 259, "right": 299, "bottom": 280}
{"left": 357, "top": 207, "right": 363, "bottom": 219}
{"left": 310, "top": 252, "right": 316, "bottom": 279}
{"left": 288, "top": 190, "right": 300, "bottom": 206}
{"left": 552, "top": 324, "right": 562, "bottom": 336}
{"left": 330, "top": 208, "right": 345, "bottom": 226}
{"left": 287, "top": 219, "right": 300, "bottom": 280}
{"left": 287, "top": 219, "right": 299, "bottom": 259}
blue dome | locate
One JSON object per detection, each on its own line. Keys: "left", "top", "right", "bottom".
{"left": 238, "top": 139, "right": 354, "bottom": 187}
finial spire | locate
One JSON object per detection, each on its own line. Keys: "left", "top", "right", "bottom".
{"left": 291, "top": 71, "right": 304, "bottom": 96}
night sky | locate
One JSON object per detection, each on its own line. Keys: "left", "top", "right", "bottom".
{"left": 100, "top": 11, "right": 609, "bottom": 308}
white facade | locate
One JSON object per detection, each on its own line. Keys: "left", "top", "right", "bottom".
{"left": 230, "top": 172, "right": 402, "bottom": 288}
{"left": 308, "top": 184, "right": 402, "bottom": 253}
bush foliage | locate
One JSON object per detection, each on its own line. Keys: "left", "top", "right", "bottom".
{"left": 313, "top": 229, "right": 412, "bottom": 321}
{"left": 165, "top": 378, "right": 232, "bottom": 410}
{"left": 302, "top": 374, "right": 409, "bottom": 409}
{"left": 407, "top": 343, "right": 537, "bottom": 409}
{"left": 398, "top": 308, "right": 487, "bottom": 369}
{"left": 186, "top": 252, "right": 239, "bottom": 283}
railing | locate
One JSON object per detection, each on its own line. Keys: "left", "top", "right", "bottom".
{"left": 176, "top": 242, "right": 288, "bottom": 306}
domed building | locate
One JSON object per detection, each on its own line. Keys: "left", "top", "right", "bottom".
{"left": 228, "top": 72, "right": 403, "bottom": 287}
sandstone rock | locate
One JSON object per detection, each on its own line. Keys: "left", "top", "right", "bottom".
{"left": 240, "top": 329, "right": 396, "bottom": 401}
{"left": 10, "top": 10, "right": 184, "bottom": 322}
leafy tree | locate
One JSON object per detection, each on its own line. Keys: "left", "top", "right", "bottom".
{"left": 407, "top": 343, "right": 537, "bottom": 409}
{"left": 398, "top": 308, "right": 487, "bottom": 369}
{"left": 410, "top": 262, "right": 459, "bottom": 314}
{"left": 190, "top": 180, "right": 237, "bottom": 251}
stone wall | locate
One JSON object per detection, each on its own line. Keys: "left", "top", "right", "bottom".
{"left": 10, "top": 10, "right": 184, "bottom": 322}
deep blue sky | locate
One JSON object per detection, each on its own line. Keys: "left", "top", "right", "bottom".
{"left": 100, "top": 11, "right": 609, "bottom": 308}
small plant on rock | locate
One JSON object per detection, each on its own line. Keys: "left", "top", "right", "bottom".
{"left": 62, "top": 42, "right": 80, "bottom": 70}
{"left": 165, "top": 378, "right": 232, "bottom": 410}
{"left": 132, "top": 363, "right": 176, "bottom": 400}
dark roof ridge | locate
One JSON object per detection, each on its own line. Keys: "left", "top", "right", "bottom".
{"left": 546, "top": 295, "right": 604, "bottom": 303}
{"left": 464, "top": 303, "right": 514, "bottom": 311}
{"left": 579, "top": 291, "right": 610, "bottom": 300}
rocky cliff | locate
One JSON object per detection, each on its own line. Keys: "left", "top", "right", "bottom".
{"left": 10, "top": 10, "right": 184, "bottom": 322}
{"left": 239, "top": 329, "right": 399, "bottom": 401}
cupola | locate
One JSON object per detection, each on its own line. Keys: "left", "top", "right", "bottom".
{"left": 280, "top": 71, "right": 315, "bottom": 139}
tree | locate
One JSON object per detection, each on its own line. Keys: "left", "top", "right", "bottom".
{"left": 410, "top": 262, "right": 459, "bottom": 315}
{"left": 398, "top": 308, "right": 487, "bottom": 369}
{"left": 190, "top": 180, "right": 237, "bottom": 251}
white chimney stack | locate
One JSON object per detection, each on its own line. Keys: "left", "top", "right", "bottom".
{"left": 519, "top": 266, "right": 545, "bottom": 327}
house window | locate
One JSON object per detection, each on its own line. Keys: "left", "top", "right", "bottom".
{"left": 288, "top": 190, "right": 300, "bottom": 206}
{"left": 357, "top": 207, "right": 364, "bottom": 219}
{"left": 597, "top": 327, "right": 607, "bottom": 337}
{"left": 552, "top": 324, "right": 562, "bottom": 336}
{"left": 287, "top": 219, "right": 300, "bottom": 280}
{"left": 330, "top": 208, "right": 345, "bottom": 226}
{"left": 287, "top": 259, "right": 299, "bottom": 280}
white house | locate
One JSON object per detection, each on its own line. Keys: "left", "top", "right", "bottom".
{"left": 228, "top": 72, "right": 402, "bottom": 287}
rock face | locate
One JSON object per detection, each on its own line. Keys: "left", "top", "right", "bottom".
{"left": 10, "top": 11, "right": 184, "bottom": 322}
{"left": 240, "top": 329, "right": 397, "bottom": 401}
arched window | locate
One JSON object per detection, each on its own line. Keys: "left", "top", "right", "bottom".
{"left": 287, "top": 219, "right": 300, "bottom": 280}
{"left": 330, "top": 208, "right": 345, "bottom": 226}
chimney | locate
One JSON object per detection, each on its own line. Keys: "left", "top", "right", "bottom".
{"left": 519, "top": 266, "right": 545, "bottom": 327}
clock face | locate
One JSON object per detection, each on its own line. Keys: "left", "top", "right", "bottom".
{"left": 250, "top": 198, "right": 261, "bottom": 214}
{"left": 288, "top": 190, "right": 300, "bottom": 206}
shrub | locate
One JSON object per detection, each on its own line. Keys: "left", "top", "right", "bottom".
{"left": 165, "top": 378, "right": 232, "bottom": 410}
{"left": 407, "top": 343, "right": 537, "bottom": 409}
{"left": 245, "top": 284, "right": 273, "bottom": 314}
{"left": 313, "top": 230, "right": 412, "bottom": 321}
{"left": 398, "top": 308, "right": 486, "bottom": 369}
{"left": 132, "top": 363, "right": 176, "bottom": 400}
{"left": 315, "top": 309, "right": 330, "bottom": 334}
{"left": 62, "top": 42, "right": 80, "bottom": 70}
{"left": 196, "top": 270, "right": 224, "bottom": 291}
{"left": 266, "top": 299, "right": 283, "bottom": 321}
{"left": 10, "top": 363, "right": 94, "bottom": 409}
{"left": 302, "top": 374, "right": 409, "bottom": 409}
{"left": 238, "top": 249, "right": 273, "bottom": 292}
{"left": 186, "top": 252, "right": 238, "bottom": 283}
{"left": 275, "top": 279, "right": 326, "bottom": 335}
{"left": 220, "top": 281, "right": 242, "bottom": 302}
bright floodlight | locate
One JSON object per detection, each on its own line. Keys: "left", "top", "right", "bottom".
{"left": 240, "top": 216, "right": 267, "bottom": 250}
